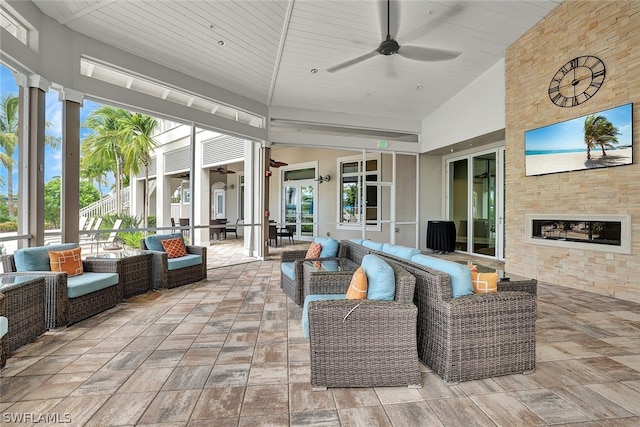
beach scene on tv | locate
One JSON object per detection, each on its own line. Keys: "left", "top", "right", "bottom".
{"left": 525, "top": 103, "right": 633, "bottom": 176}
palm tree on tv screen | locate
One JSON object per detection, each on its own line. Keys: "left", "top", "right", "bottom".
{"left": 583, "top": 114, "right": 620, "bottom": 160}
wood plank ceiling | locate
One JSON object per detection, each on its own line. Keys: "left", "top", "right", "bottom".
{"left": 32, "top": 0, "right": 561, "bottom": 121}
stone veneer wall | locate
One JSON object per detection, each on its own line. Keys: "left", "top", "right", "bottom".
{"left": 505, "top": 0, "right": 640, "bottom": 303}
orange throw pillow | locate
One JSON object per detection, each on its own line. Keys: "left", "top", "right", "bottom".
{"left": 345, "top": 267, "right": 368, "bottom": 299}
{"left": 305, "top": 242, "right": 322, "bottom": 259}
{"left": 161, "top": 237, "right": 188, "bottom": 258}
{"left": 49, "top": 247, "right": 84, "bottom": 277}
{"left": 471, "top": 271, "right": 498, "bottom": 293}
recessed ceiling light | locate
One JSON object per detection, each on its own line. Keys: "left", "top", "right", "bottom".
{"left": 218, "top": 40, "right": 225, "bottom": 46}
{"left": 310, "top": 68, "right": 318, "bottom": 74}
{"left": 416, "top": 85, "right": 424, "bottom": 90}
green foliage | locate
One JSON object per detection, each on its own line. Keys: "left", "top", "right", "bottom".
{"left": 0, "top": 221, "right": 17, "bottom": 232}
{"left": 79, "top": 180, "right": 101, "bottom": 208}
{"left": 44, "top": 177, "right": 62, "bottom": 227}
{"left": 121, "top": 231, "right": 145, "bottom": 249}
{"left": 44, "top": 178, "right": 101, "bottom": 228}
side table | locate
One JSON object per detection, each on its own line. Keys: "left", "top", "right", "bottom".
{"left": 86, "top": 250, "right": 153, "bottom": 299}
{"left": 302, "top": 258, "right": 359, "bottom": 301}
{"left": 0, "top": 275, "right": 46, "bottom": 356}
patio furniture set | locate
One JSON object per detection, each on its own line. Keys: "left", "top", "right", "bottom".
{"left": 0, "top": 233, "right": 207, "bottom": 368}
{"left": 281, "top": 238, "right": 537, "bottom": 389}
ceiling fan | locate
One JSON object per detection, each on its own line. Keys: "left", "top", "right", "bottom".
{"left": 270, "top": 158, "right": 288, "bottom": 168}
{"left": 214, "top": 167, "right": 235, "bottom": 174}
{"left": 327, "top": 0, "right": 462, "bottom": 73}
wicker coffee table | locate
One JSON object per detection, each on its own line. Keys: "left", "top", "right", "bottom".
{"left": 302, "top": 258, "right": 359, "bottom": 300}
{"left": 87, "top": 250, "right": 153, "bottom": 299}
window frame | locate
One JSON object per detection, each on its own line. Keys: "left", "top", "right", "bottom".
{"left": 336, "top": 153, "right": 381, "bottom": 231}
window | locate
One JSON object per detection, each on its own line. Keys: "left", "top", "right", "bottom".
{"left": 338, "top": 154, "right": 379, "bottom": 229}
{"left": 183, "top": 188, "right": 191, "bottom": 204}
{"left": 0, "top": 6, "right": 28, "bottom": 45}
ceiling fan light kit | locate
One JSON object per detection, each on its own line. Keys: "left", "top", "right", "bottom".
{"left": 327, "top": 0, "right": 461, "bottom": 73}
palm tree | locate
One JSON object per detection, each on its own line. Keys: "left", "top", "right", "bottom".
{"left": 120, "top": 112, "right": 158, "bottom": 228}
{"left": 0, "top": 94, "right": 19, "bottom": 216}
{"left": 0, "top": 94, "right": 61, "bottom": 218}
{"left": 595, "top": 120, "right": 620, "bottom": 156}
{"left": 583, "top": 114, "right": 620, "bottom": 160}
{"left": 83, "top": 106, "right": 128, "bottom": 213}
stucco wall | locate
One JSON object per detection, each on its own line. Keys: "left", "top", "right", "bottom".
{"left": 505, "top": 0, "right": 640, "bottom": 302}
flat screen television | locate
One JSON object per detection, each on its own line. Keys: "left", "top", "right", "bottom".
{"left": 525, "top": 103, "right": 633, "bottom": 176}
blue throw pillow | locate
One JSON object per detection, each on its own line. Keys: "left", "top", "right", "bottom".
{"left": 361, "top": 254, "right": 395, "bottom": 301}
{"left": 410, "top": 254, "right": 474, "bottom": 298}
{"left": 14, "top": 243, "right": 78, "bottom": 271}
{"left": 382, "top": 243, "right": 421, "bottom": 260}
{"left": 144, "top": 233, "right": 184, "bottom": 252}
{"left": 361, "top": 240, "right": 384, "bottom": 252}
{"left": 314, "top": 237, "right": 339, "bottom": 257}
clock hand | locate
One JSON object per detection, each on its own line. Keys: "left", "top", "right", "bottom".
{"left": 558, "top": 73, "right": 592, "bottom": 90}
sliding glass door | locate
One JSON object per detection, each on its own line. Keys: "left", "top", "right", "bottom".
{"left": 447, "top": 148, "right": 504, "bottom": 260}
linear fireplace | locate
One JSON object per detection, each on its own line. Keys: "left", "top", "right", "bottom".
{"left": 525, "top": 214, "right": 631, "bottom": 254}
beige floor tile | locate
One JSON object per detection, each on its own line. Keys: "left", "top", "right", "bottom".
{"left": 384, "top": 401, "right": 444, "bottom": 426}
{"left": 87, "top": 392, "right": 156, "bottom": 425}
{"left": 190, "top": 387, "right": 244, "bottom": 420}
{"left": 241, "top": 384, "right": 289, "bottom": 417}
{"left": 162, "top": 365, "right": 212, "bottom": 391}
{"left": 138, "top": 389, "right": 201, "bottom": 424}
{"left": 469, "top": 392, "right": 546, "bottom": 426}
{"left": 50, "top": 394, "right": 110, "bottom": 426}
{"left": 118, "top": 367, "right": 174, "bottom": 393}
{"left": 514, "top": 389, "right": 591, "bottom": 424}
{"left": 337, "top": 406, "right": 392, "bottom": 427}
{"left": 289, "top": 382, "right": 335, "bottom": 413}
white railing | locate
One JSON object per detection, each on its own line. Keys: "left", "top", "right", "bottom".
{"left": 80, "top": 187, "right": 130, "bottom": 218}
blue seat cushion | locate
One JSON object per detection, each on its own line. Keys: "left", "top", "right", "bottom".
{"left": 0, "top": 316, "right": 7, "bottom": 338}
{"left": 67, "top": 272, "right": 119, "bottom": 298}
{"left": 281, "top": 261, "right": 296, "bottom": 280}
{"left": 144, "top": 233, "right": 185, "bottom": 252}
{"left": 167, "top": 254, "right": 202, "bottom": 271}
{"left": 13, "top": 243, "right": 79, "bottom": 272}
{"left": 314, "top": 237, "right": 339, "bottom": 258}
{"left": 382, "top": 243, "right": 421, "bottom": 260}
{"left": 361, "top": 240, "right": 384, "bottom": 252}
{"left": 361, "top": 254, "right": 395, "bottom": 301}
{"left": 302, "top": 293, "right": 345, "bottom": 339}
{"left": 411, "top": 254, "right": 474, "bottom": 298}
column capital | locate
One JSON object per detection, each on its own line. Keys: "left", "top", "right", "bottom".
{"left": 57, "top": 88, "right": 84, "bottom": 105}
{"left": 27, "top": 74, "right": 50, "bottom": 91}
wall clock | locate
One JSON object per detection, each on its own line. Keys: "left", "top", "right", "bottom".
{"left": 548, "top": 55, "right": 606, "bottom": 107}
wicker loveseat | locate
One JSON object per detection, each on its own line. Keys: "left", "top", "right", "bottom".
{"left": 140, "top": 233, "right": 207, "bottom": 289}
{"left": 306, "top": 257, "right": 422, "bottom": 389}
{"left": 340, "top": 239, "right": 538, "bottom": 384}
{"left": 2, "top": 244, "right": 121, "bottom": 328}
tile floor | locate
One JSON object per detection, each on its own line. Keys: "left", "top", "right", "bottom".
{"left": 1, "top": 239, "right": 640, "bottom": 426}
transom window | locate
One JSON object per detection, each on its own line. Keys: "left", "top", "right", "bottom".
{"left": 338, "top": 154, "right": 380, "bottom": 229}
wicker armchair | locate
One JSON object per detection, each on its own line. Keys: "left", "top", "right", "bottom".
{"left": 280, "top": 244, "right": 348, "bottom": 306}
{"left": 1, "top": 255, "right": 121, "bottom": 328}
{"left": 139, "top": 240, "right": 207, "bottom": 289}
{"left": 307, "top": 260, "right": 422, "bottom": 389}
{"left": 386, "top": 259, "right": 537, "bottom": 384}
{"left": 0, "top": 275, "right": 46, "bottom": 359}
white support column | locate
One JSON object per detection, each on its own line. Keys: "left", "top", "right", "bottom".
{"left": 193, "top": 127, "right": 210, "bottom": 246}
{"left": 155, "top": 147, "right": 172, "bottom": 232}
{"left": 129, "top": 178, "right": 143, "bottom": 218}
{"left": 243, "top": 139, "right": 263, "bottom": 258}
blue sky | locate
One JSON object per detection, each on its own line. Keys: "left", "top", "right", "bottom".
{"left": 1, "top": 64, "right": 100, "bottom": 192}
{"left": 525, "top": 103, "right": 633, "bottom": 153}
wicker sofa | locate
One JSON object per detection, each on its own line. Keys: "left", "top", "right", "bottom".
{"left": 338, "top": 239, "right": 537, "bottom": 383}
{"left": 306, "top": 257, "right": 422, "bottom": 389}
{"left": 2, "top": 244, "right": 121, "bottom": 328}
{"left": 140, "top": 233, "right": 207, "bottom": 289}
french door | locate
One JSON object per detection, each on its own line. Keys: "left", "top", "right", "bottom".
{"left": 281, "top": 164, "right": 317, "bottom": 241}
{"left": 446, "top": 148, "right": 505, "bottom": 260}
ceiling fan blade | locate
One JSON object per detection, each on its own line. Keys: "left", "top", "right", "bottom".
{"left": 400, "top": 3, "right": 463, "bottom": 44}
{"left": 397, "top": 45, "right": 461, "bottom": 62}
{"left": 327, "top": 49, "right": 379, "bottom": 73}
{"left": 270, "top": 158, "right": 288, "bottom": 168}
{"left": 378, "top": 0, "right": 400, "bottom": 38}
